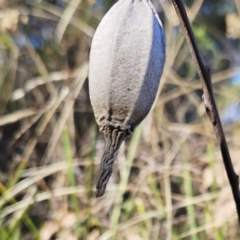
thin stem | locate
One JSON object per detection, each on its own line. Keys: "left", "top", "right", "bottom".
{"left": 171, "top": 0, "right": 240, "bottom": 226}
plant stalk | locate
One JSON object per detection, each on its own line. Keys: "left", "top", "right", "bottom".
{"left": 171, "top": 0, "right": 240, "bottom": 226}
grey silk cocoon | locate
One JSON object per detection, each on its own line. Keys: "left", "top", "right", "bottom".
{"left": 89, "top": 0, "right": 166, "bottom": 197}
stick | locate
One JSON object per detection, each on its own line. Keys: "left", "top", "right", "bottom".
{"left": 171, "top": 0, "right": 240, "bottom": 225}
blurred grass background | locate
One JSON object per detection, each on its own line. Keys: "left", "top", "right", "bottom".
{"left": 0, "top": 0, "right": 240, "bottom": 239}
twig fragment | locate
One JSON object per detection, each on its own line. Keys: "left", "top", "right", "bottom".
{"left": 171, "top": 0, "right": 240, "bottom": 226}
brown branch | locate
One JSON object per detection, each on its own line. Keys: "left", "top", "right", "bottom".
{"left": 171, "top": 0, "right": 240, "bottom": 225}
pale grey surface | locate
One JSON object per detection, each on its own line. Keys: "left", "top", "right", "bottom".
{"left": 89, "top": 0, "right": 166, "bottom": 132}
{"left": 88, "top": 0, "right": 166, "bottom": 197}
